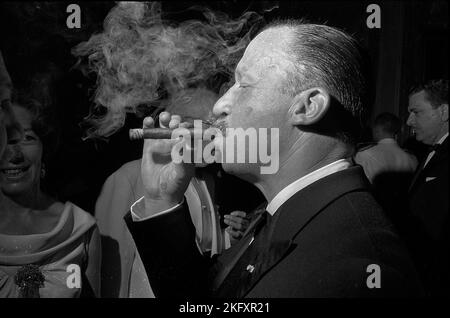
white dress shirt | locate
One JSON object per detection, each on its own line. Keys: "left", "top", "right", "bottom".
{"left": 424, "top": 132, "right": 448, "bottom": 168}
{"left": 266, "top": 159, "right": 352, "bottom": 215}
{"left": 247, "top": 159, "right": 352, "bottom": 248}
{"left": 354, "top": 138, "right": 418, "bottom": 183}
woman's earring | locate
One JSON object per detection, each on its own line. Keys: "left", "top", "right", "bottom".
{"left": 40, "top": 165, "right": 46, "bottom": 179}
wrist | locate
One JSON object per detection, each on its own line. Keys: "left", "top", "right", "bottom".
{"left": 143, "top": 196, "right": 182, "bottom": 215}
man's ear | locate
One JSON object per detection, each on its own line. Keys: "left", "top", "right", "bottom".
{"left": 288, "top": 87, "right": 331, "bottom": 126}
{"left": 439, "top": 103, "right": 448, "bottom": 122}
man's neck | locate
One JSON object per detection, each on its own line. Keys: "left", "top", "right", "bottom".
{"left": 434, "top": 130, "right": 448, "bottom": 145}
{"left": 254, "top": 137, "right": 352, "bottom": 203}
{"left": 375, "top": 134, "right": 396, "bottom": 143}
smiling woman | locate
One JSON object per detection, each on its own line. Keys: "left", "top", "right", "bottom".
{"left": 0, "top": 90, "right": 101, "bottom": 298}
{"left": 0, "top": 91, "right": 56, "bottom": 201}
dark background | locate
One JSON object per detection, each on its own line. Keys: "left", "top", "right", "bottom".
{"left": 0, "top": 1, "right": 447, "bottom": 213}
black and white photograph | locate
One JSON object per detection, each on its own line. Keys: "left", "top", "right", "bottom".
{"left": 0, "top": 0, "right": 448, "bottom": 306}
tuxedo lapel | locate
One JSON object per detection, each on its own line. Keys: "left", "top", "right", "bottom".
{"left": 212, "top": 166, "right": 370, "bottom": 297}
{"left": 409, "top": 137, "right": 448, "bottom": 193}
{"left": 409, "top": 156, "right": 427, "bottom": 192}
{"left": 425, "top": 137, "right": 448, "bottom": 169}
{"left": 272, "top": 166, "right": 370, "bottom": 243}
{"left": 209, "top": 211, "right": 266, "bottom": 293}
{"left": 242, "top": 167, "right": 369, "bottom": 297}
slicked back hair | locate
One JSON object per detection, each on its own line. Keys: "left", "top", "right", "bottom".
{"left": 262, "top": 19, "right": 372, "bottom": 121}
{"left": 409, "top": 79, "right": 448, "bottom": 109}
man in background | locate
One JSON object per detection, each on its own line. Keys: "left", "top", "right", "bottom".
{"left": 406, "top": 79, "right": 448, "bottom": 296}
{"left": 354, "top": 112, "right": 417, "bottom": 219}
{"left": 355, "top": 112, "right": 418, "bottom": 184}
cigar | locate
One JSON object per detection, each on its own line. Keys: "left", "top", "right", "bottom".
{"left": 129, "top": 128, "right": 198, "bottom": 140}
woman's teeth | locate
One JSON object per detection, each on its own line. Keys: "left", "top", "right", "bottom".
{"left": 2, "top": 167, "right": 28, "bottom": 177}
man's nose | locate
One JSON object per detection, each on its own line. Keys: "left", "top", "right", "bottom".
{"left": 406, "top": 113, "right": 414, "bottom": 126}
{"left": 212, "top": 91, "right": 232, "bottom": 119}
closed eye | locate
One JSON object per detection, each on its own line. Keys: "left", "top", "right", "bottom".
{"left": 0, "top": 101, "right": 6, "bottom": 117}
{"left": 23, "top": 133, "right": 38, "bottom": 143}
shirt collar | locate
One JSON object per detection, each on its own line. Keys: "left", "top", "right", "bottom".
{"left": 436, "top": 132, "right": 449, "bottom": 145}
{"left": 266, "top": 159, "right": 352, "bottom": 215}
{"left": 378, "top": 138, "right": 397, "bottom": 144}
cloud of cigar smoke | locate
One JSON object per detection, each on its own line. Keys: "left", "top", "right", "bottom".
{"left": 72, "top": 2, "right": 263, "bottom": 139}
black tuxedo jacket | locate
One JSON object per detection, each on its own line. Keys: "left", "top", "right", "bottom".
{"left": 406, "top": 137, "right": 449, "bottom": 295}
{"left": 125, "top": 167, "right": 423, "bottom": 297}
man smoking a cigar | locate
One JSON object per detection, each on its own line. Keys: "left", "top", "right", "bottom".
{"left": 96, "top": 87, "right": 262, "bottom": 297}
{"left": 126, "top": 21, "right": 423, "bottom": 297}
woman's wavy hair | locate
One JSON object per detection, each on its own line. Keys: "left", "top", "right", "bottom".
{"left": 10, "top": 87, "right": 60, "bottom": 194}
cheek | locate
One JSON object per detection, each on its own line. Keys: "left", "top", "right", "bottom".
{"left": 235, "top": 89, "right": 279, "bottom": 123}
{"left": 229, "top": 91, "right": 254, "bottom": 124}
{"left": 23, "top": 145, "right": 43, "bottom": 167}
{"left": 419, "top": 114, "right": 437, "bottom": 129}
{"left": 244, "top": 106, "right": 253, "bottom": 116}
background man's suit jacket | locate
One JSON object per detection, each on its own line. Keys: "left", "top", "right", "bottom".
{"left": 406, "top": 137, "right": 449, "bottom": 295}
{"left": 125, "top": 167, "right": 423, "bottom": 297}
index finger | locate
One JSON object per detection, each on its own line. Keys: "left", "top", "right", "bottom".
{"left": 230, "top": 211, "right": 247, "bottom": 218}
{"left": 159, "top": 111, "right": 171, "bottom": 128}
{"left": 143, "top": 116, "right": 155, "bottom": 129}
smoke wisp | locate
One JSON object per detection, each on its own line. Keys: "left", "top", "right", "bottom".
{"left": 72, "top": 1, "right": 264, "bottom": 138}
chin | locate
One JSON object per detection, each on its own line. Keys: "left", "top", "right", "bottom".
{"left": 414, "top": 133, "right": 423, "bottom": 142}
{"left": 2, "top": 186, "right": 28, "bottom": 197}
{"left": 1, "top": 180, "right": 33, "bottom": 198}
{"left": 416, "top": 134, "right": 432, "bottom": 145}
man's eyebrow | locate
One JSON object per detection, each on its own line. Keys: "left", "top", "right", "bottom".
{"left": 235, "top": 67, "right": 258, "bottom": 84}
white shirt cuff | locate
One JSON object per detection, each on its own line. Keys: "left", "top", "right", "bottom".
{"left": 130, "top": 196, "right": 184, "bottom": 222}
